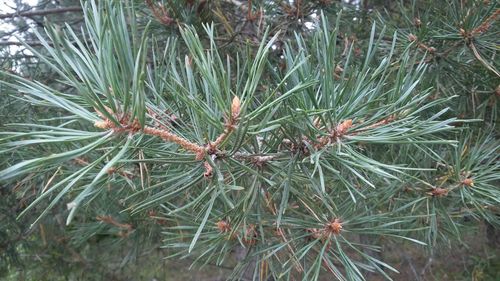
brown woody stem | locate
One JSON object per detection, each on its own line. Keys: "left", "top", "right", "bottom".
{"left": 96, "top": 215, "right": 133, "bottom": 230}
{"left": 94, "top": 107, "right": 205, "bottom": 158}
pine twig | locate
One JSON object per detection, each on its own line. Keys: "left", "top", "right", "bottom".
{"left": 210, "top": 96, "right": 241, "bottom": 149}
{"left": 471, "top": 9, "right": 500, "bottom": 35}
{"left": 96, "top": 215, "right": 133, "bottom": 238}
{"left": 94, "top": 106, "right": 205, "bottom": 158}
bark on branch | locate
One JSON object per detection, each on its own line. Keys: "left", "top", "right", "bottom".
{"left": 0, "top": 41, "right": 45, "bottom": 46}
{"left": 0, "top": 6, "right": 82, "bottom": 20}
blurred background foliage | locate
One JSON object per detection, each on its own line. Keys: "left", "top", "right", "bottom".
{"left": 0, "top": 0, "right": 498, "bottom": 280}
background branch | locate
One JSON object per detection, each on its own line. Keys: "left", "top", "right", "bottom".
{"left": 0, "top": 6, "right": 82, "bottom": 20}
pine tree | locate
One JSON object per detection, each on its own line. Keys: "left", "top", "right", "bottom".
{"left": 1, "top": 0, "right": 498, "bottom": 280}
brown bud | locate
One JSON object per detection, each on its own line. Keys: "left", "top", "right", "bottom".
{"left": 106, "top": 167, "right": 117, "bottom": 175}
{"left": 216, "top": 220, "right": 231, "bottom": 233}
{"left": 336, "top": 119, "right": 353, "bottom": 136}
{"left": 94, "top": 120, "right": 112, "bottom": 129}
{"left": 462, "top": 178, "right": 474, "bottom": 187}
{"left": 231, "top": 96, "right": 241, "bottom": 120}
{"left": 334, "top": 65, "right": 344, "bottom": 75}
{"left": 414, "top": 18, "right": 422, "bottom": 28}
{"left": 408, "top": 33, "right": 418, "bottom": 42}
{"left": 242, "top": 224, "right": 257, "bottom": 245}
{"left": 354, "top": 48, "right": 362, "bottom": 57}
{"left": 326, "top": 218, "right": 343, "bottom": 235}
{"left": 427, "top": 187, "right": 449, "bottom": 197}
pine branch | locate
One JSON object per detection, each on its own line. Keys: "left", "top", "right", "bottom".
{"left": 3, "top": 1, "right": 498, "bottom": 280}
{"left": 210, "top": 96, "right": 241, "bottom": 148}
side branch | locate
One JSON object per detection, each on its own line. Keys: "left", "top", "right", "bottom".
{"left": 94, "top": 106, "right": 205, "bottom": 159}
{"left": 96, "top": 215, "right": 133, "bottom": 230}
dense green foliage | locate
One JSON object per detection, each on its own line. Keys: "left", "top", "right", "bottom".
{"left": 1, "top": 0, "right": 498, "bottom": 280}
